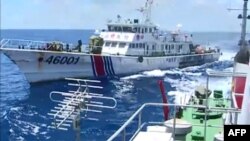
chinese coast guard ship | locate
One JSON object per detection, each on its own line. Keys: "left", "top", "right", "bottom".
{"left": 0, "top": 0, "right": 221, "bottom": 83}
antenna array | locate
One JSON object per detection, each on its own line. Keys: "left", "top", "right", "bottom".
{"left": 47, "top": 78, "right": 117, "bottom": 131}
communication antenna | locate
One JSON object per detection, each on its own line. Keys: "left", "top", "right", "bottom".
{"left": 47, "top": 78, "right": 117, "bottom": 141}
{"left": 227, "top": 0, "right": 249, "bottom": 49}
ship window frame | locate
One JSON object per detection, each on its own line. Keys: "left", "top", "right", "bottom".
{"left": 111, "top": 42, "right": 118, "bottom": 47}
{"left": 152, "top": 45, "right": 155, "bottom": 50}
{"left": 119, "top": 42, "right": 126, "bottom": 48}
{"left": 179, "top": 45, "right": 183, "bottom": 50}
{"left": 132, "top": 43, "right": 135, "bottom": 48}
{"left": 133, "top": 27, "right": 138, "bottom": 33}
{"left": 149, "top": 28, "right": 152, "bottom": 33}
{"left": 105, "top": 42, "right": 111, "bottom": 47}
{"left": 161, "top": 44, "right": 164, "bottom": 50}
{"left": 165, "top": 45, "right": 168, "bottom": 50}
{"left": 136, "top": 43, "right": 139, "bottom": 48}
{"left": 171, "top": 44, "right": 174, "bottom": 49}
{"left": 108, "top": 26, "right": 115, "bottom": 31}
{"left": 117, "top": 26, "right": 122, "bottom": 32}
{"left": 122, "top": 26, "right": 132, "bottom": 32}
{"left": 139, "top": 43, "right": 143, "bottom": 48}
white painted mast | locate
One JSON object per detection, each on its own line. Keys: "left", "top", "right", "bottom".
{"left": 137, "top": 0, "right": 154, "bottom": 24}
{"left": 239, "top": 0, "right": 249, "bottom": 49}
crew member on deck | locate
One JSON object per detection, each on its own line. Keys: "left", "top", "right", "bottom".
{"left": 74, "top": 40, "right": 82, "bottom": 52}
{"left": 66, "top": 44, "right": 69, "bottom": 52}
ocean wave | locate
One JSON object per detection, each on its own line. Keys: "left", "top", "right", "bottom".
{"left": 5, "top": 105, "right": 51, "bottom": 141}
{"left": 120, "top": 57, "right": 233, "bottom": 81}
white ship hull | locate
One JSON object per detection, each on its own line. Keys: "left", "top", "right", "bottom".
{"left": 1, "top": 48, "right": 220, "bottom": 83}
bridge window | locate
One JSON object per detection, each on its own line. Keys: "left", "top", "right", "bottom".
{"left": 139, "top": 43, "right": 143, "bottom": 48}
{"left": 145, "top": 28, "right": 148, "bottom": 33}
{"left": 133, "top": 27, "right": 138, "bottom": 33}
{"left": 171, "top": 44, "right": 174, "bottom": 49}
{"left": 119, "top": 43, "right": 126, "bottom": 48}
{"left": 117, "top": 27, "right": 122, "bottom": 32}
{"left": 105, "top": 42, "right": 111, "bottom": 47}
{"left": 122, "top": 27, "right": 132, "bottom": 32}
{"left": 149, "top": 28, "right": 152, "bottom": 33}
{"left": 179, "top": 45, "right": 183, "bottom": 50}
{"left": 161, "top": 44, "right": 164, "bottom": 50}
{"left": 132, "top": 43, "right": 135, "bottom": 48}
{"left": 109, "top": 26, "right": 123, "bottom": 32}
{"left": 165, "top": 45, "right": 168, "bottom": 50}
{"left": 111, "top": 42, "right": 117, "bottom": 47}
{"left": 129, "top": 43, "right": 134, "bottom": 48}
{"left": 108, "top": 26, "right": 115, "bottom": 31}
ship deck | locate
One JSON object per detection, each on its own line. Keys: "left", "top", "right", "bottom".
{"left": 182, "top": 97, "right": 231, "bottom": 141}
{"left": 107, "top": 92, "right": 235, "bottom": 141}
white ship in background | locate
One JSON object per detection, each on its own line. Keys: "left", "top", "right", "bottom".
{"left": 0, "top": 0, "right": 221, "bottom": 83}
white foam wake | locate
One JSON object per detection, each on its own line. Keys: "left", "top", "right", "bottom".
{"left": 121, "top": 69, "right": 202, "bottom": 80}
{"left": 164, "top": 71, "right": 232, "bottom": 105}
{"left": 219, "top": 51, "right": 236, "bottom": 61}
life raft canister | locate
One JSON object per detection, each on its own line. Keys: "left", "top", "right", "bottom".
{"left": 138, "top": 56, "right": 143, "bottom": 63}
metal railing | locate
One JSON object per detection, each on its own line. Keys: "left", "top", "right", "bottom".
{"left": 206, "top": 70, "right": 248, "bottom": 77}
{"left": 0, "top": 38, "right": 92, "bottom": 52}
{"left": 0, "top": 38, "right": 72, "bottom": 48}
{"left": 107, "top": 102, "right": 240, "bottom": 141}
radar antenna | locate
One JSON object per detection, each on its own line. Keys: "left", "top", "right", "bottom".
{"left": 47, "top": 78, "right": 117, "bottom": 141}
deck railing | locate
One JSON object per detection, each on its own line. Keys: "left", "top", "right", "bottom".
{"left": 0, "top": 38, "right": 93, "bottom": 53}
{"left": 0, "top": 38, "right": 71, "bottom": 48}
{"left": 106, "top": 102, "right": 240, "bottom": 141}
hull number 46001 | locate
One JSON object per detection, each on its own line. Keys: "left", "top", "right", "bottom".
{"left": 45, "top": 56, "right": 80, "bottom": 64}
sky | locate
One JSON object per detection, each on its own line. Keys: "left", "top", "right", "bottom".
{"left": 1, "top": 0, "right": 250, "bottom": 32}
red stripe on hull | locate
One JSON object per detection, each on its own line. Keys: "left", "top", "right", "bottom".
{"left": 93, "top": 56, "right": 105, "bottom": 76}
{"left": 235, "top": 95, "right": 244, "bottom": 109}
{"left": 233, "top": 77, "right": 246, "bottom": 93}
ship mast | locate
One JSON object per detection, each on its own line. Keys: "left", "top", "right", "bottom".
{"left": 137, "top": 0, "right": 154, "bottom": 24}
{"left": 229, "top": 0, "right": 249, "bottom": 64}
{"left": 239, "top": 0, "right": 249, "bottom": 49}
